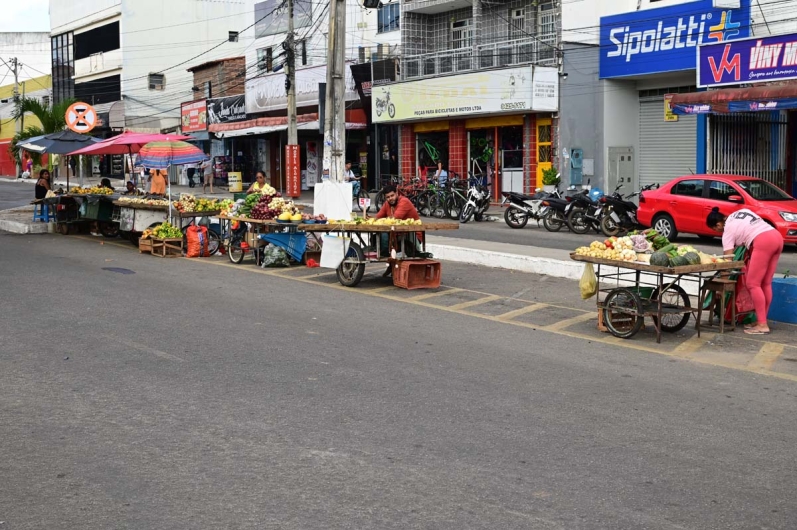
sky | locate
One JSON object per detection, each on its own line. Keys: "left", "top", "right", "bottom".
{"left": 0, "top": 0, "right": 50, "bottom": 32}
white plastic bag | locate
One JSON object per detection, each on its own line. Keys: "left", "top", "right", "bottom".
{"left": 320, "top": 235, "right": 351, "bottom": 269}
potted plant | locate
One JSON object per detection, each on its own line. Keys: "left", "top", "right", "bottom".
{"left": 541, "top": 167, "right": 560, "bottom": 192}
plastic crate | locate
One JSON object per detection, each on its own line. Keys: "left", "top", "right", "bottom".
{"left": 393, "top": 259, "right": 441, "bottom": 290}
{"left": 233, "top": 192, "right": 248, "bottom": 202}
{"left": 83, "top": 200, "right": 114, "bottom": 221}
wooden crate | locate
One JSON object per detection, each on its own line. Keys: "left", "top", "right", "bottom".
{"left": 139, "top": 237, "right": 154, "bottom": 254}
{"left": 151, "top": 237, "right": 184, "bottom": 258}
{"left": 393, "top": 260, "right": 441, "bottom": 290}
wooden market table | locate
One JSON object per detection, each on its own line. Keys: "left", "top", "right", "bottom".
{"left": 34, "top": 194, "right": 118, "bottom": 235}
{"left": 301, "top": 222, "right": 459, "bottom": 287}
{"left": 570, "top": 253, "right": 744, "bottom": 343}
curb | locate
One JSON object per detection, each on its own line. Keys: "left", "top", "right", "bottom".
{"left": 0, "top": 219, "right": 49, "bottom": 234}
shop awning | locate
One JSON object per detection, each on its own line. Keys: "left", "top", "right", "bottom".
{"left": 296, "top": 121, "right": 368, "bottom": 131}
{"left": 215, "top": 125, "right": 286, "bottom": 138}
{"left": 185, "top": 131, "right": 211, "bottom": 142}
{"left": 670, "top": 84, "right": 797, "bottom": 115}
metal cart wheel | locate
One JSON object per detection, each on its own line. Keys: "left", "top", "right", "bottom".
{"left": 651, "top": 284, "right": 691, "bottom": 332}
{"left": 603, "top": 287, "right": 644, "bottom": 339}
{"left": 337, "top": 241, "right": 366, "bottom": 287}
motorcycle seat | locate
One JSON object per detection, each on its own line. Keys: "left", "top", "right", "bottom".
{"left": 506, "top": 191, "right": 538, "bottom": 201}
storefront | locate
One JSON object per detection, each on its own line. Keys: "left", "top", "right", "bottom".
{"left": 598, "top": 0, "right": 752, "bottom": 191}
{"left": 374, "top": 65, "right": 559, "bottom": 196}
{"left": 670, "top": 31, "right": 797, "bottom": 194}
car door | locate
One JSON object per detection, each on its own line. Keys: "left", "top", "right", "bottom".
{"left": 703, "top": 180, "right": 744, "bottom": 235}
{"left": 668, "top": 179, "right": 707, "bottom": 234}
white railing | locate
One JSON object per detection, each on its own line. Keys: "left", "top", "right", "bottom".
{"left": 400, "top": 36, "right": 556, "bottom": 81}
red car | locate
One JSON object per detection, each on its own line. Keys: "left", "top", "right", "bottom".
{"left": 637, "top": 175, "right": 797, "bottom": 243}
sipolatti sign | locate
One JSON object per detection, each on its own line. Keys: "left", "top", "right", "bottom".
{"left": 599, "top": 0, "right": 750, "bottom": 79}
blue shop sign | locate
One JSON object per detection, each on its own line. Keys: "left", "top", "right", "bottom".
{"left": 600, "top": 0, "right": 750, "bottom": 79}
{"left": 698, "top": 32, "right": 797, "bottom": 87}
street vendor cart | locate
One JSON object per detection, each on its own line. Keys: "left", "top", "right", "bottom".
{"left": 114, "top": 200, "right": 222, "bottom": 254}
{"left": 217, "top": 214, "right": 298, "bottom": 265}
{"left": 570, "top": 254, "right": 744, "bottom": 342}
{"left": 301, "top": 222, "right": 458, "bottom": 288}
{"left": 34, "top": 194, "right": 119, "bottom": 236}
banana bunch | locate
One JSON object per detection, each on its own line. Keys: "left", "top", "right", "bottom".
{"left": 152, "top": 222, "right": 183, "bottom": 239}
{"left": 118, "top": 197, "right": 171, "bottom": 207}
{"left": 141, "top": 228, "right": 154, "bottom": 240}
{"left": 70, "top": 186, "right": 113, "bottom": 195}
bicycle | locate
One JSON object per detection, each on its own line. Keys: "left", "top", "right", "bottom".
{"left": 350, "top": 176, "right": 371, "bottom": 213}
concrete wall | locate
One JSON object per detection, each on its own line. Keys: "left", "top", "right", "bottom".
{"left": 51, "top": 0, "right": 121, "bottom": 34}
{"left": 0, "top": 33, "right": 51, "bottom": 83}
{"left": 557, "top": 43, "right": 602, "bottom": 188}
{"left": 600, "top": 79, "right": 639, "bottom": 189}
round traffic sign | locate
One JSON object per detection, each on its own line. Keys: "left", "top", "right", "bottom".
{"left": 65, "top": 102, "right": 98, "bottom": 133}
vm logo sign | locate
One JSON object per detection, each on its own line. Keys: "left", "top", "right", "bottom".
{"left": 708, "top": 44, "right": 741, "bottom": 83}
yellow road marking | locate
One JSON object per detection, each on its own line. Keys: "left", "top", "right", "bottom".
{"left": 495, "top": 303, "right": 547, "bottom": 321}
{"left": 67, "top": 235, "right": 797, "bottom": 383}
{"left": 410, "top": 288, "right": 464, "bottom": 301}
{"left": 673, "top": 333, "right": 715, "bottom": 358}
{"left": 542, "top": 312, "right": 596, "bottom": 332}
{"left": 446, "top": 295, "right": 502, "bottom": 311}
{"left": 748, "top": 342, "right": 785, "bottom": 371}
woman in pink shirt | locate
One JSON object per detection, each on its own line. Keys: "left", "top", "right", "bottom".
{"left": 706, "top": 207, "right": 783, "bottom": 335}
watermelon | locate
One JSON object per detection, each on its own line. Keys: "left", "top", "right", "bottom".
{"left": 670, "top": 255, "right": 689, "bottom": 267}
{"left": 683, "top": 252, "right": 701, "bottom": 265}
{"left": 650, "top": 252, "right": 670, "bottom": 267}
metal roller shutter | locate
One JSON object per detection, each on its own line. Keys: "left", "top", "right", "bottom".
{"left": 638, "top": 96, "right": 697, "bottom": 189}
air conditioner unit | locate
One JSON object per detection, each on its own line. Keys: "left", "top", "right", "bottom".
{"left": 148, "top": 73, "right": 165, "bottom": 90}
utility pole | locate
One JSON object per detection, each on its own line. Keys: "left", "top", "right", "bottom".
{"left": 11, "top": 57, "right": 21, "bottom": 177}
{"left": 284, "top": 0, "right": 300, "bottom": 197}
{"left": 322, "top": 0, "right": 347, "bottom": 183}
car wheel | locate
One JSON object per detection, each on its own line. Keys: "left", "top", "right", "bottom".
{"left": 652, "top": 214, "right": 678, "bottom": 240}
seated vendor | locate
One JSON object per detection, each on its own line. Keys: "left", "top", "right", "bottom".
{"left": 149, "top": 169, "right": 167, "bottom": 196}
{"left": 247, "top": 170, "right": 268, "bottom": 193}
{"left": 34, "top": 169, "right": 51, "bottom": 200}
{"left": 375, "top": 185, "right": 422, "bottom": 276}
{"left": 100, "top": 178, "right": 114, "bottom": 191}
{"left": 123, "top": 181, "right": 137, "bottom": 195}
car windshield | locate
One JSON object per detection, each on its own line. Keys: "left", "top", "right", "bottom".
{"left": 736, "top": 180, "right": 794, "bottom": 201}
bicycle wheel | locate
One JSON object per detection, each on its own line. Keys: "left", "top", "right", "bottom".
{"left": 206, "top": 228, "right": 221, "bottom": 256}
{"left": 650, "top": 284, "right": 691, "bottom": 333}
{"left": 228, "top": 237, "right": 246, "bottom": 264}
{"left": 446, "top": 194, "right": 463, "bottom": 220}
{"left": 355, "top": 187, "right": 370, "bottom": 212}
{"left": 429, "top": 194, "right": 447, "bottom": 218}
{"left": 336, "top": 241, "right": 366, "bottom": 287}
{"left": 374, "top": 190, "right": 386, "bottom": 212}
{"left": 603, "top": 288, "right": 644, "bottom": 339}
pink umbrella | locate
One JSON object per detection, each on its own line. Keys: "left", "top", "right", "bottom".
{"left": 69, "top": 131, "right": 191, "bottom": 186}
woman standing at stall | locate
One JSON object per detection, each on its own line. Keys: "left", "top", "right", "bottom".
{"left": 148, "top": 169, "right": 167, "bottom": 196}
{"left": 706, "top": 207, "right": 784, "bottom": 335}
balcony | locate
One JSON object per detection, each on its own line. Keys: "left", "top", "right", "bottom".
{"left": 402, "top": 0, "right": 472, "bottom": 15}
{"left": 400, "top": 36, "right": 556, "bottom": 81}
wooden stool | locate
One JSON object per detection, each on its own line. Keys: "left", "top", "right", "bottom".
{"left": 697, "top": 278, "right": 737, "bottom": 334}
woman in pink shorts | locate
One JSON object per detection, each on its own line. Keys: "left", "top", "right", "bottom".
{"left": 706, "top": 207, "right": 784, "bottom": 335}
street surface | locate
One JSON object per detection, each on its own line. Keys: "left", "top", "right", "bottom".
{"left": 0, "top": 180, "right": 35, "bottom": 210}
{"left": 2, "top": 232, "right": 797, "bottom": 529}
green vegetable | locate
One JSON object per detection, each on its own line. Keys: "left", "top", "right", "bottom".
{"left": 658, "top": 243, "right": 676, "bottom": 254}
{"left": 683, "top": 252, "right": 701, "bottom": 265}
{"left": 650, "top": 252, "right": 670, "bottom": 267}
{"left": 669, "top": 255, "right": 689, "bottom": 267}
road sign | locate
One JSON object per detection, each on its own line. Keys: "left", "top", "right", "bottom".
{"left": 359, "top": 197, "right": 371, "bottom": 210}
{"left": 65, "top": 102, "right": 98, "bottom": 133}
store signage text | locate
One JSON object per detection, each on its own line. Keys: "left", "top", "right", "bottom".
{"left": 698, "top": 32, "right": 797, "bottom": 87}
{"left": 207, "top": 95, "right": 246, "bottom": 124}
{"left": 246, "top": 64, "right": 357, "bottom": 114}
{"left": 600, "top": 0, "right": 750, "bottom": 78}
{"left": 181, "top": 100, "right": 207, "bottom": 132}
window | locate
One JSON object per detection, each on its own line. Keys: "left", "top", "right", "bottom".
{"left": 51, "top": 32, "right": 74, "bottom": 104}
{"left": 378, "top": 3, "right": 399, "bottom": 33}
{"left": 204, "top": 81, "right": 212, "bottom": 99}
{"left": 148, "top": 73, "right": 165, "bottom": 90}
{"left": 74, "top": 74, "right": 120, "bottom": 105}
{"left": 300, "top": 40, "right": 307, "bottom": 66}
{"left": 671, "top": 179, "right": 705, "bottom": 198}
{"left": 537, "top": 2, "right": 556, "bottom": 62}
{"left": 452, "top": 19, "right": 473, "bottom": 49}
{"left": 74, "top": 22, "right": 120, "bottom": 61}
{"left": 228, "top": 31, "right": 239, "bottom": 42}
{"left": 708, "top": 180, "right": 739, "bottom": 202}
{"left": 510, "top": 8, "right": 525, "bottom": 39}
{"left": 257, "top": 47, "right": 273, "bottom": 73}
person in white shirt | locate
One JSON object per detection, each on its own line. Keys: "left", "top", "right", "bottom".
{"left": 201, "top": 155, "right": 213, "bottom": 194}
{"left": 435, "top": 161, "right": 448, "bottom": 187}
{"left": 345, "top": 161, "right": 360, "bottom": 197}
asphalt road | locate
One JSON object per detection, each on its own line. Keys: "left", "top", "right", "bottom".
{"left": 2, "top": 232, "right": 797, "bottom": 529}
{"left": 0, "top": 179, "right": 36, "bottom": 210}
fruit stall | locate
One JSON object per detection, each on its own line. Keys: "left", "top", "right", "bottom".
{"left": 34, "top": 186, "right": 118, "bottom": 235}
{"left": 302, "top": 218, "right": 459, "bottom": 288}
{"left": 571, "top": 231, "right": 744, "bottom": 342}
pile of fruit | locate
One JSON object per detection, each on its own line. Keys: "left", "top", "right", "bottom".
{"left": 117, "top": 197, "right": 171, "bottom": 207}
{"left": 328, "top": 217, "right": 423, "bottom": 226}
{"left": 70, "top": 186, "right": 113, "bottom": 195}
{"left": 300, "top": 213, "right": 327, "bottom": 222}
{"left": 277, "top": 211, "right": 304, "bottom": 222}
{"left": 141, "top": 222, "right": 182, "bottom": 240}
{"left": 575, "top": 237, "right": 637, "bottom": 261}
{"left": 172, "top": 194, "right": 225, "bottom": 213}
{"left": 576, "top": 234, "right": 730, "bottom": 267}
{"left": 247, "top": 193, "right": 298, "bottom": 220}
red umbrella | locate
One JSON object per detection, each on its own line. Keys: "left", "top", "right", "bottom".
{"left": 68, "top": 131, "right": 191, "bottom": 187}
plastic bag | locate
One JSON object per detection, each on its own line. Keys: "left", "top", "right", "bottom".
{"left": 261, "top": 245, "right": 291, "bottom": 268}
{"left": 580, "top": 263, "right": 598, "bottom": 300}
{"left": 185, "top": 225, "right": 209, "bottom": 258}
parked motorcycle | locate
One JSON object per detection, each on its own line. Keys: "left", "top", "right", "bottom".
{"left": 565, "top": 183, "right": 606, "bottom": 235}
{"left": 502, "top": 186, "right": 562, "bottom": 229}
{"left": 375, "top": 90, "right": 395, "bottom": 119}
{"left": 600, "top": 183, "right": 659, "bottom": 237}
{"left": 540, "top": 195, "right": 572, "bottom": 232}
{"left": 459, "top": 177, "right": 491, "bottom": 223}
